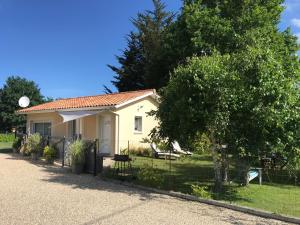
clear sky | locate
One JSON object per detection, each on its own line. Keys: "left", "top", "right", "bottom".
{"left": 0, "top": 0, "right": 299, "bottom": 99}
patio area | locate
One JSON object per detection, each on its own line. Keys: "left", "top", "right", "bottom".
{"left": 0, "top": 153, "right": 291, "bottom": 225}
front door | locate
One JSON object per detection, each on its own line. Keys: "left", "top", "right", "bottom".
{"left": 100, "top": 115, "right": 112, "bottom": 154}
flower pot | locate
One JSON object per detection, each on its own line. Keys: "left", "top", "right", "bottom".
{"left": 72, "top": 163, "right": 84, "bottom": 174}
{"left": 31, "top": 153, "right": 38, "bottom": 160}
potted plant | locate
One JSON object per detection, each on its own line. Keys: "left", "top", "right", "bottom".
{"left": 70, "top": 140, "right": 85, "bottom": 174}
{"left": 43, "top": 145, "right": 56, "bottom": 164}
{"left": 27, "top": 133, "right": 42, "bottom": 160}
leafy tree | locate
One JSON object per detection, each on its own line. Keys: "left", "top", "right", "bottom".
{"left": 154, "top": 0, "right": 300, "bottom": 188}
{"left": 107, "top": 0, "right": 174, "bottom": 92}
{"left": 0, "top": 76, "right": 45, "bottom": 132}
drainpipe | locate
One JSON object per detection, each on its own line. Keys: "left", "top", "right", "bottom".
{"left": 111, "top": 112, "right": 120, "bottom": 154}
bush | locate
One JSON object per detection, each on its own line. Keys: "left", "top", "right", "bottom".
{"left": 20, "top": 143, "right": 29, "bottom": 155}
{"left": 27, "top": 133, "right": 42, "bottom": 154}
{"left": 0, "top": 133, "right": 15, "bottom": 142}
{"left": 69, "top": 140, "right": 85, "bottom": 165}
{"left": 137, "top": 164, "right": 164, "bottom": 187}
{"left": 129, "top": 146, "right": 152, "bottom": 157}
{"left": 43, "top": 145, "right": 56, "bottom": 160}
{"left": 191, "top": 184, "right": 212, "bottom": 199}
{"left": 190, "top": 133, "right": 211, "bottom": 154}
{"left": 12, "top": 138, "right": 22, "bottom": 151}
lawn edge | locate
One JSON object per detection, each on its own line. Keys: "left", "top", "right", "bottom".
{"left": 102, "top": 177, "right": 300, "bottom": 224}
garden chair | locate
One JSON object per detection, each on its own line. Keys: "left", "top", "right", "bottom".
{"left": 150, "top": 143, "right": 180, "bottom": 159}
{"left": 171, "top": 141, "right": 193, "bottom": 155}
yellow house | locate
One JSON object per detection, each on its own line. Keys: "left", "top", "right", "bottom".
{"left": 17, "top": 89, "right": 159, "bottom": 155}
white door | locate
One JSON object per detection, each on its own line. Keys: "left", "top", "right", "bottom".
{"left": 100, "top": 115, "right": 112, "bottom": 154}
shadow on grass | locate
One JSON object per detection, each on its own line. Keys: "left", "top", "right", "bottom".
{"left": 0, "top": 148, "right": 12, "bottom": 154}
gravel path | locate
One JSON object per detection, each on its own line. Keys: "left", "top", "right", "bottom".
{"left": 0, "top": 153, "right": 292, "bottom": 225}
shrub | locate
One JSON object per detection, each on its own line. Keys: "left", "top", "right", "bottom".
{"left": 190, "top": 133, "right": 211, "bottom": 154}
{"left": 69, "top": 140, "right": 85, "bottom": 165}
{"left": 0, "top": 133, "right": 15, "bottom": 142}
{"left": 43, "top": 145, "right": 56, "bottom": 160}
{"left": 20, "top": 143, "right": 29, "bottom": 155}
{"left": 27, "top": 133, "right": 42, "bottom": 154}
{"left": 129, "top": 146, "right": 152, "bottom": 157}
{"left": 12, "top": 138, "right": 22, "bottom": 151}
{"left": 137, "top": 164, "right": 164, "bottom": 187}
{"left": 191, "top": 184, "right": 211, "bottom": 199}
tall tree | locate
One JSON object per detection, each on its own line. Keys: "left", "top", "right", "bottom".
{"left": 107, "top": 0, "right": 175, "bottom": 92}
{"left": 0, "top": 76, "right": 45, "bottom": 132}
{"left": 153, "top": 0, "right": 300, "bottom": 188}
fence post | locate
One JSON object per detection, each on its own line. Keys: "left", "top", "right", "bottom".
{"left": 94, "top": 139, "right": 98, "bottom": 176}
{"left": 62, "top": 136, "right": 65, "bottom": 168}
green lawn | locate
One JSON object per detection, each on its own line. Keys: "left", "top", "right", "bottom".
{"left": 0, "top": 142, "right": 13, "bottom": 153}
{"left": 111, "top": 155, "right": 300, "bottom": 218}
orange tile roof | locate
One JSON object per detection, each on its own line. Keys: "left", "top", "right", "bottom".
{"left": 18, "top": 89, "right": 155, "bottom": 113}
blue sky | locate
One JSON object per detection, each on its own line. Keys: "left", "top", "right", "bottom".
{"left": 0, "top": 0, "right": 299, "bottom": 99}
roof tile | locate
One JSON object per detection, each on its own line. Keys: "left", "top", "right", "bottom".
{"left": 18, "top": 89, "right": 155, "bottom": 113}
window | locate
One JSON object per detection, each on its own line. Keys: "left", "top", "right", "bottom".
{"left": 68, "top": 120, "right": 76, "bottom": 138}
{"left": 134, "top": 116, "right": 142, "bottom": 132}
{"left": 33, "top": 122, "right": 51, "bottom": 136}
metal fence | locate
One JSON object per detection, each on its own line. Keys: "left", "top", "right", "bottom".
{"left": 104, "top": 139, "right": 300, "bottom": 218}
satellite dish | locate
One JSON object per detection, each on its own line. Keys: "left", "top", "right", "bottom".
{"left": 18, "top": 96, "right": 30, "bottom": 108}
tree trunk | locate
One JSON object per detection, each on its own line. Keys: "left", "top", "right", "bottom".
{"left": 210, "top": 135, "right": 223, "bottom": 192}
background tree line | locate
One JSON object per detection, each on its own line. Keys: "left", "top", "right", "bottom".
{"left": 0, "top": 76, "right": 50, "bottom": 133}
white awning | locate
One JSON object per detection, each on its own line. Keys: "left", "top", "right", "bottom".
{"left": 58, "top": 111, "right": 99, "bottom": 123}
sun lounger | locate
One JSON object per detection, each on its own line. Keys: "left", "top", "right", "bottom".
{"left": 150, "top": 143, "right": 180, "bottom": 159}
{"left": 172, "top": 141, "right": 193, "bottom": 155}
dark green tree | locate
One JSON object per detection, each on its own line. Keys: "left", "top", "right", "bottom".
{"left": 0, "top": 76, "right": 45, "bottom": 132}
{"left": 107, "top": 0, "right": 175, "bottom": 92}
{"left": 153, "top": 0, "right": 300, "bottom": 188}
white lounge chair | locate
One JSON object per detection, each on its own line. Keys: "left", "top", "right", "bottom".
{"left": 172, "top": 141, "right": 193, "bottom": 155}
{"left": 150, "top": 143, "right": 180, "bottom": 159}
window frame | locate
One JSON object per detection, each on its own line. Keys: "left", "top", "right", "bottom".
{"left": 134, "top": 116, "right": 143, "bottom": 133}
{"left": 32, "top": 121, "right": 52, "bottom": 137}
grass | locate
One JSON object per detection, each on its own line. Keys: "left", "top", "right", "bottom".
{"left": 110, "top": 154, "right": 300, "bottom": 218}
{"left": 0, "top": 142, "right": 13, "bottom": 153}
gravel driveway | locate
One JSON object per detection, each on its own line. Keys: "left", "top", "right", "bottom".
{"left": 0, "top": 153, "right": 292, "bottom": 225}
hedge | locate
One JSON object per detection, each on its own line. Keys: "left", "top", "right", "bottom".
{"left": 0, "top": 133, "right": 16, "bottom": 142}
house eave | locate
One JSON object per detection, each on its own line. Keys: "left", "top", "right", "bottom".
{"left": 16, "top": 106, "right": 115, "bottom": 115}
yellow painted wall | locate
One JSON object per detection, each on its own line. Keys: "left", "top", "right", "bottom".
{"left": 114, "top": 96, "right": 158, "bottom": 152}
{"left": 82, "top": 115, "right": 97, "bottom": 140}
{"left": 26, "top": 112, "right": 66, "bottom": 137}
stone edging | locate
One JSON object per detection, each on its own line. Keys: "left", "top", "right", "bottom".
{"left": 103, "top": 178, "right": 300, "bottom": 225}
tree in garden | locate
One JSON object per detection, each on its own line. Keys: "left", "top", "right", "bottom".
{"left": 153, "top": 0, "right": 300, "bottom": 189}
{"left": 107, "top": 0, "right": 175, "bottom": 92}
{"left": 0, "top": 76, "right": 45, "bottom": 132}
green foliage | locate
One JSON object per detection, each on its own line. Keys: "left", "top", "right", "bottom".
{"left": 12, "top": 138, "right": 21, "bottom": 150}
{"left": 20, "top": 143, "right": 29, "bottom": 155}
{"left": 191, "top": 184, "right": 211, "bottom": 199}
{"left": 43, "top": 145, "right": 57, "bottom": 160}
{"left": 129, "top": 146, "right": 152, "bottom": 157}
{"left": 190, "top": 133, "right": 211, "bottom": 154}
{"left": 137, "top": 164, "right": 164, "bottom": 187}
{"left": 0, "top": 133, "right": 15, "bottom": 142}
{"left": 69, "top": 140, "right": 85, "bottom": 165}
{"left": 108, "top": 0, "right": 175, "bottom": 92}
{"left": 0, "top": 76, "right": 45, "bottom": 132}
{"left": 27, "top": 133, "right": 42, "bottom": 154}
